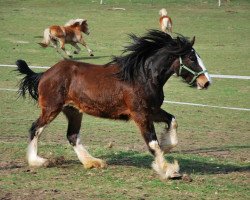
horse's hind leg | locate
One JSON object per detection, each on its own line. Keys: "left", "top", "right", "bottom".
{"left": 27, "top": 107, "right": 61, "bottom": 167}
{"left": 62, "top": 106, "right": 106, "bottom": 169}
{"left": 71, "top": 43, "right": 81, "bottom": 54}
{"left": 56, "top": 38, "right": 71, "bottom": 58}
{"left": 50, "top": 39, "right": 66, "bottom": 58}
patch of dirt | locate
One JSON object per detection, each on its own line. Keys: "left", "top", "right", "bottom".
{"left": 0, "top": 189, "right": 66, "bottom": 200}
{"left": 0, "top": 192, "right": 12, "bottom": 200}
{"left": 0, "top": 161, "right": 23, "bottom": 170}
{"left": 46, "top": 156, "right": 66, "bottom": 167}
{"left": 225, "top": 10, "right": 238, "bottom": 14}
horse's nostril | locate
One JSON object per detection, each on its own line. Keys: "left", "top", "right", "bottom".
{"left": 204, "top": 81, "right": 210, "bottom": 88}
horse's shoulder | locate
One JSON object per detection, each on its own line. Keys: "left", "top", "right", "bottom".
{"left": 65, "top": 26, "right": 81, "bottom": 34}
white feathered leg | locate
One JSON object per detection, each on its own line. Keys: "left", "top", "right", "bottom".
{"left": 160, "top": 118, "right": 178, "bottom": 153}
{"left": 149, "top": 140, "right": 181, "bottom": 179}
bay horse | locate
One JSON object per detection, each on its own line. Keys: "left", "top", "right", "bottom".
{"left": 16, "top": 30, "right": 211, "bottom": 180}
{"left": 159, "top": 8, "right": 173, "bottom": 35}
{"left": 38, "top": 18, "right": 94, "bottom": 58}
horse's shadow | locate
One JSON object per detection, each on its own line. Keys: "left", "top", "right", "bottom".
{"left": 2, "top": 146, "right": 249, "bottom": 175}
{"left": 100, "top": 145, "right": 250, "bottom": 175}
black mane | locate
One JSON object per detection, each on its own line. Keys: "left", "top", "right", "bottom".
{"left": 110, "top": 30, "right": 193, "bottom": 82}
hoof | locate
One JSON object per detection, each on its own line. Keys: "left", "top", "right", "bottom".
{"left": 90, "top": 54, "right": 94, "bottom": 57}
{"left": 152, "top": 159, "right": 180, "bottom": 180}
{"left": 28, "top": 156, "right": 49, "bottom": 168}
{"left": 169, "top": 172, "right": 182, "bottom": 180}
{"left": 73, "top": 51, "right": 79, "bottom": 54}
{"left": 84, "top": 158, "right": 107, "bottom": 169}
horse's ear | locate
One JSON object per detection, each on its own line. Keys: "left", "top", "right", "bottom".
{"left": 191, "top": 36, "right": 195, "bottom": 46}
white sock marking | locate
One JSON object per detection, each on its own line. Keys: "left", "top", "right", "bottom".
{"left": 27, "top": 127, "right": 48, "bottom": 167}
{"left": 73, "top": 136, "right": 93, "bottom": 165}
{"left": 149, "top": 140, "right": 180, "bottom": 179}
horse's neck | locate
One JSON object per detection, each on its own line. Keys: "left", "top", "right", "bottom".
{"left": 145, "top": 53, "right": 174, "bottom": 87}
{"left": 68, "top": 24, "right": 81, "bottom": 30}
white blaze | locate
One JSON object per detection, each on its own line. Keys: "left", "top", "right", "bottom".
{"left": 195, "top": 52, "right": 212, "bottom": 83}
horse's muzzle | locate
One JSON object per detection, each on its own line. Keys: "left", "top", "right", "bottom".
{"left": 196, "top": 74, "right": 210, "bottom": 90}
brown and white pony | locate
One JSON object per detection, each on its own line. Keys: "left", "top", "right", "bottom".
{"left": 38, "top": 18, "right": 94, "bottom": 58}
{"left": 159, "top": 8, "right": 173, "bottom": 35}
{"left": 16, "top": 30, "right": 211, "bottom": 180}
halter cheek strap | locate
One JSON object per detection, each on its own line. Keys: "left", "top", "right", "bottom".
{"left": 179, "top": 57, "right": 207, "bottom": 85}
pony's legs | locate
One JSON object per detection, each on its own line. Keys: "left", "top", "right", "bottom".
{"left": 27, "top": 108, "right": 61, "bottom": 167}
{"left": 62, "top": 106, "right": 106, "bottom": 169}
{"left": 49, "top": 38, "right": 70, "bottom": 58}
{"left": 71, "top": 43, "right": 81, "bottom": 54}
{"left": 58, "top": 38, "right": 72, "bottom": 58}
{"left": 152, "top": 109, "right": 178, "bottom": 153}
{"left": 79, "top": 40, "right": 94, "bottom": 56}
{"left": 50, "top": 39, "right": 58, "bottom": 49}
{"left": 132, "top": 113, "right": 180, "bottom": 179}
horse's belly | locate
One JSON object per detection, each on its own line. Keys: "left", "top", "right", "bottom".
{"left": 65, "top": 97, "right": 130, "bottom": 120}
{"left": 65, "top": 35, "right": 78, "bottom": 43}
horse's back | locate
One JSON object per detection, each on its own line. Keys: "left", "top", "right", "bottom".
{"left": 40, "top": 60, "right": 112, "bottom": 83}
{"left": 159, "top": 16, "right": 172, "bottom": 27}
{"left": 49, "top": 59, "right": 117, "bottom": 76}
{"left": 49, "top": 25, "right": 66, "bottom": 38}
{"left": 40, "top": 59, "right": 122, "bottom": 98}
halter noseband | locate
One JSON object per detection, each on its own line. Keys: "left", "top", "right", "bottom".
{"left": 179, "top": 57, "right": 207, "bottom": 85}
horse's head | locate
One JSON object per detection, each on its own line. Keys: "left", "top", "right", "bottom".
{"left": 173, "top": 37, "right": 211, "bottom": 89}
{"left": 65, "top": 19, "right": 90, "bottom": 35}
{"left": 80, "top": 20, "right": 90, "bottom": 35}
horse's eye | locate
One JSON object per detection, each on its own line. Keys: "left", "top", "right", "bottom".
{"left": 189, "top": 55, "right": 196, "bottom": 61}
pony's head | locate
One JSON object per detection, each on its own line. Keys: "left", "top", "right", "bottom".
{"left": 172, "top": 36, "right": 211, "bottom": 89}
{"left": 159, "top": 8, "right": 168, "bottom": 16}
{"left": 80, "top": 19, "right": 90, "bottom": 35}
{"left": 65, "top": 18, "right": 90, "bottom": 35}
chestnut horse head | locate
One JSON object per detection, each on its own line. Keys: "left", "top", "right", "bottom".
{"left": 65, "top": 18, "right": 90, "bottom": 35}
{"left": 17, "top": 30, "right": 210, "bottom": 180}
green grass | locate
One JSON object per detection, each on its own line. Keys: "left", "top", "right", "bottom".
{"left": 0, "top": 0, "right": 250, "bottom": 199}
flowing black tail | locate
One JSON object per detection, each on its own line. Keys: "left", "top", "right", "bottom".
{"left": 16, "top": 60, "right": 43, "bottom": 101}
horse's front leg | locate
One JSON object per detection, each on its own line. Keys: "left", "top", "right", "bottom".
{"left": 79, "top": 39, "right": 94, "bottom": 56}
{"left": 71, "top": 43, "right": 81, "bottom": 54}
{"left": 152, "top": 109, "right": 178, "bottom": 153}
{"left": 132, "top": 113, "right": 180, "bottom": 179}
